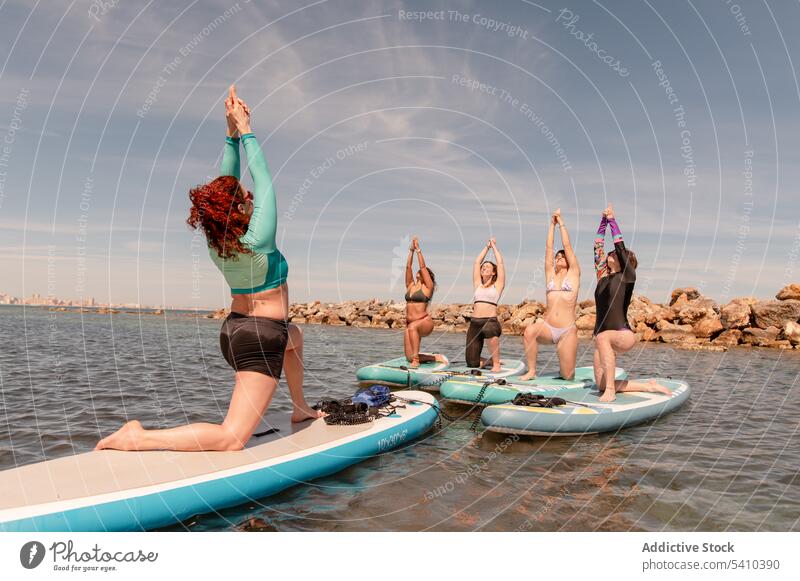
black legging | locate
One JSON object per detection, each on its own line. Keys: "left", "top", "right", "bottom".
{"left": 465, "top": 317, "right": 502, "bottom": 367}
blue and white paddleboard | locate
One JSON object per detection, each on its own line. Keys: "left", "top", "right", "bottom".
{"left": 480, "top": 379, "right": 690, "bottom": 436}
{"left": 440, "top": 366, "right": 627, "bottom": 406}
{"left": 356, "top": 356, "right": 526, "bottom": 391}
{"left": 0, "top": 390, "right": 438, "bottom": 532}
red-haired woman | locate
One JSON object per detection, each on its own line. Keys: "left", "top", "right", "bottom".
{"left": 96, "top": 86, "right": 321, "bottom": 452}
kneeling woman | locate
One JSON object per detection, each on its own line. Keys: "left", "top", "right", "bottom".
{"left": 519, "top": 208, "right": 580, "bottom": 381}
{"left": 96, "top": 86, "right": 321, "bottom": 452}
{"left": 593, "top": 204, "right": 670, "bottom": 402}
{"left": 403, "top": 237, "right": 445, "bottom": 368}
{"left": 466, "top": 238, "right": 505, "bottom": 372}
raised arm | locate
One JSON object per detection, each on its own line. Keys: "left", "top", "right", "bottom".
{"left": 220, "top": 86, "right": 241, "bottom": 178}
{"left": 607, "top": 211, "right": 633, "bottom": 280}
{"left": 473, "top": 243, "right": 490, "bottom": 287}
{"left": 417, "top": 246, "right": 434, "bottom": 292}
{"left": 556, "top": 212, "right": 580, "bottom": 274}
{"left": 239, "top": 134, "right": 278, "bottom": 253}
{"left": 490, "top": 239, "right": 505, "bottom": 294}
{"left": 594, "top": 213, "right": 609, "bottom": 281}
{"left": 545, "top": 218, "right": 555, "bottom": 280}
{"left": 405, "top": 237, "right": 416, "bottom": 288}
{"left": 220, "top": 137, "right": 241, "bottom": 179}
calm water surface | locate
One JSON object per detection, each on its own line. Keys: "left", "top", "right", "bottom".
{"left": 1, "top": 305, "right": 798, "bottom": 531}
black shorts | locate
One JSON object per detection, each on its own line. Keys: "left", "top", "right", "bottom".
{"left": 466, "top": 317, "right": 502, "bottom": 367}
{"left": 219, "top": 313, "right": 289, "bottom": 379}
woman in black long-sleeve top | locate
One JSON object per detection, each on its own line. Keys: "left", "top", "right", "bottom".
{"left": 593, "top": 204, "right": 670, "bottom": 402}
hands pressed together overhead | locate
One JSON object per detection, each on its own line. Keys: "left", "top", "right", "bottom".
{"left": 225, "top": 84, "right": 251, "bottom": 137}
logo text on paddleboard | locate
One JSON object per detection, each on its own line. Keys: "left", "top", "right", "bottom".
{"left": 378, "top": 429, "right": 408, "bottom": 451}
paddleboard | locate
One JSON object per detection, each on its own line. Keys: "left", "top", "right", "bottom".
{"left": 480, "top": 378, "right": 689, "bottom": 436}
{"left": 355, "top": 356, "right": 526, "bottom": 391}
{"left": 0, "top": 390, "right": 438, "bottom": 532}
{"left": 440, "top": 366, "right": 627, "bottom": 406}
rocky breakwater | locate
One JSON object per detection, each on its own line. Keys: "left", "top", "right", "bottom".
{"left": 204, "top": 284, "right": 800, "bottom": 351}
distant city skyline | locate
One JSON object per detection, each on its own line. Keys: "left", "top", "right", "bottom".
{"left": 1, "top": 1, "right": 799, "bottom": 309}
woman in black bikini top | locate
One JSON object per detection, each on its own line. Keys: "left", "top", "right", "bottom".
{"left": 403, "top": 237, "right": 444, "bottom": 368}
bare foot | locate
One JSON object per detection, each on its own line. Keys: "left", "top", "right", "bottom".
{"left": 644, "top": 379, "right": 672, "bottom": 395}
{"left": 434, "top": 354, "right": 447, "bottom": 364}
{"left": 518, "top": 371, "right": 537, "bottom": 381}
{"left": 598, "top": 389, "right": 616, "bottom": 403}
{"left": 491, "top": 365, "right": 502, "bottom": 373}
{"left": 94, "top": 420, "right": 146, "bottom": 451}
{"left": 409, "top": 356, "right": 420, "bottom": 369}
{"left": 292, "top": 405, "right": 324, "bottom": 423}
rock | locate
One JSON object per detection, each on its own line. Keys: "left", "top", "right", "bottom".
{"left": 776, "top": 284, "right": 800, "bottom": 301}
{"left": 322, "top": 313, "right": 346, "bottom": 326}
{"left": 741, "top": 326, "right": 780, "bottom": 347}
{"left": 626, "top": 296, "right": 651, "bottom": 327}
{"left": 751, "top": 300, "right": 800, "bottom": 329}
{"left": 669, "top": 294, "right": 690, "bottom": 316}
{"left": 783, "top": 321, "right": 800, "bottom": 345}
{"left": 712, "top": 329, "right": 742, "bottom": 347}
{"left": 634, "top": 322, "right": 658, "bottom": 342}
{"left": 692, "top": 314, "right": 724, "bottom": 338}
{"left": 720, "top": 298, "right": 756, "bottom": 329}
{"left": 670, "top": 287, "right": 701, "bottom": 305}
{"left": 506, "top": 302, "right": 544, "bottom": 334}
{"left": 334, "top": 305, "right": 358, "bottom": 322}
{"left": 205, "top": 308, "right": 228, "bottom": 319}
{"left": 370, "top": 315, "right": 389, "bottom": 328}
{"left": 676, "top": 343, "right": 727, "bottom": 352}
{"left": 351, "top": 316, "right": 371, "bottom": 328}
{"left": 656, "top": 320, "right": 696, "bottom": 343}
{"left": 291, "top": 316, "right": 307, "bottom": 324}
{"left": 579, "top": 299, "right": 595, "bottom": 310}
{"left": 575, "top": 313, "right": 596, "bottom": 331}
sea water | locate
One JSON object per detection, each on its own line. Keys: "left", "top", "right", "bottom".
{"left": 0, "top": 305, "right": 798, "bottom": 532}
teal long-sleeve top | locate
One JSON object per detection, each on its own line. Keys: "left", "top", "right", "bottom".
{"left": 208, "top": 133, "right": 288, "bottom": 294}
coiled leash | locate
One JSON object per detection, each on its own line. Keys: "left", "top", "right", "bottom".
{"left": 511, "top": 393, "right": 596, "bottom": 409}
{"left": 468, "top": 378, "right": 509, "bottom": 432}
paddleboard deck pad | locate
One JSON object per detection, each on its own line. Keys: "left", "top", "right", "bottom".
{"left": 480, "top": 378, "right": 689, "bottom": 436}
{"left": 440, "top": 366, "right": 626, "bottom": 406}
{"left": 355, "top": 356, "right": 526, "bottom": 391}
{"left": 0, "top": 390, "right": 438, "bottom": 532}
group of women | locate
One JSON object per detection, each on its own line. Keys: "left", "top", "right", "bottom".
{"left": 95, "top": 85, "right": 665, "bottom": 453}
{"left": 404, "top": 205, "right": 668, "bottom": 403}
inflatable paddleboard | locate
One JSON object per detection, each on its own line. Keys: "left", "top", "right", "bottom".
{"left": 481, "top": 378, "right": 689, "bottom": 436}
{"left": 355, "top": 356, "right": 526, "bottom": 391}
{"left": 440, "top": 366, "right": 627, "bottom": 406}
{"left": 0, "top": 390, "right": 438, "bottom": 532}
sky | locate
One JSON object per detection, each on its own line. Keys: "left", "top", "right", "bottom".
{"left": 0, "top": 0, "right": 799, "bottom": 309}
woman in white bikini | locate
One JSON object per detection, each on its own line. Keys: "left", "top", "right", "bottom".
{"left": 519, "top": 209, "right": 580, "bottom": 381}
{"left": 466, "top": 238, "right": 505, "bottom": 372}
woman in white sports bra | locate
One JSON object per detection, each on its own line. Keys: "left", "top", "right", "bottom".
{"left": 466, "top": 238, "right": 505, "bottom": 372}
{"left": 519, "top": 209, "right": 580, "bottom": 381}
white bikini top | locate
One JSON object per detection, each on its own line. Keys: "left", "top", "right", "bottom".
{"left": 547, "top": 278, "right": 574, "bottom": 293}
{"left": 473, "top": 284, "right": 500, "bottom": 306}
